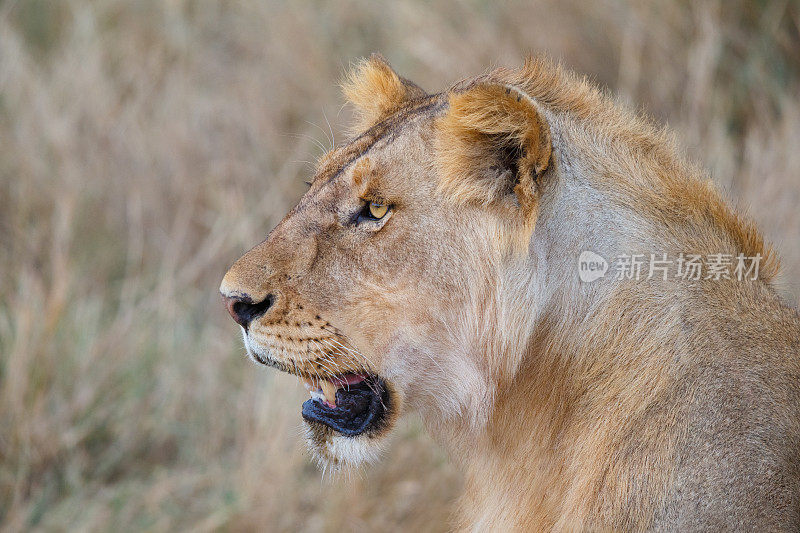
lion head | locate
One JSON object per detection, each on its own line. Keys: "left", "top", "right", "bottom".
{"left": 219, "top": 54, "right": 554, "bottom": 469}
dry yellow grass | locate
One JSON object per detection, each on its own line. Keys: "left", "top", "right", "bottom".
{"left": 0, "top": 1, "right": 798, "bottom": 531}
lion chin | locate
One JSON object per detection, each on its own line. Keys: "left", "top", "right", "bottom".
{"left": 302, "top": 419, "right": 388, "bottom": 470}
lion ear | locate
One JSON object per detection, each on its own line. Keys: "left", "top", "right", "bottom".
{"left": 342, "top": 53, "right": 427, "bottom": 133}
{"left": 436, "top": 83, "right": 552, "bottom": 217}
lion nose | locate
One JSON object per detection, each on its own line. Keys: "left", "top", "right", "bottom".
{"left": 222, "top": 293, "right": 275, "bottom": 329}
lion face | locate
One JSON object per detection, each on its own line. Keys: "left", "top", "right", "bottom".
{"left": 220, "top": 55, "right": 551, "bottom": 469}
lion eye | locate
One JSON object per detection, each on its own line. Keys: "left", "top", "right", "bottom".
{"left": 367, "top": 202, "right": 389, "bottom": 220}
{"left": 355, "top": 200, "right": 392, "bottom": 225}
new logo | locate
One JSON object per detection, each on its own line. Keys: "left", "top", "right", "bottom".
{"left": 578, "top": 251, "right": 608, "bottom": 283}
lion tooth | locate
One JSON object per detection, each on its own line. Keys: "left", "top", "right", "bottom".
{"left": 320, "top": 380, "right": 338, "bottom": 407}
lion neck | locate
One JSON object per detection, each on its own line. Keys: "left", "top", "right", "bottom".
{"left": 436, "top": 119, "right": 720, "bottom": 529}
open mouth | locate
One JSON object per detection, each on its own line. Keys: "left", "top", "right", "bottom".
{"left": 300, "top": 374, "right": 390, "bottom": 437}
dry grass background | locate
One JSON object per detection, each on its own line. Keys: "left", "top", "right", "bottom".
{"left": 0, "top": 1, "right": 799, "bottom": 531}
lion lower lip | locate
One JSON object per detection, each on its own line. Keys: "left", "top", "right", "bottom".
{"left": 301, "top": 375, "right": 388, "bottom": 437}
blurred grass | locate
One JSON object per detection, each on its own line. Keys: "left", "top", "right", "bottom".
{"left": 0, "top": 0, "right": 798, "bottom": 531}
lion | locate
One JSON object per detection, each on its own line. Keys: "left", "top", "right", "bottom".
{"left": 220, "top": 54, "right": 800, "bottom": 530}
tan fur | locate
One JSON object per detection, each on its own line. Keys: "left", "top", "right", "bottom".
{"left": 341, "top": 53, "right": 427, "bottom": 135}
{"left": 221, "top": 55, "right": 800, "bottom": 530}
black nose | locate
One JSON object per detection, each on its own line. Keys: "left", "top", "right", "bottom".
{"left": 222, "top": 293, "right": 275, "bottom": 328}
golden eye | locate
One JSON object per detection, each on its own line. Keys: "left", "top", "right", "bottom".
{"left": 368, "top": 202, "right": 389, "bottom": 219}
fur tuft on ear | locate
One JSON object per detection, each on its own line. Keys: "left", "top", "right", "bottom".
{"left": 341, "top": 53, "right": 426, "bottom": 134}
{"left": 436, "top": 83, "right": 552, "bottom": 217}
